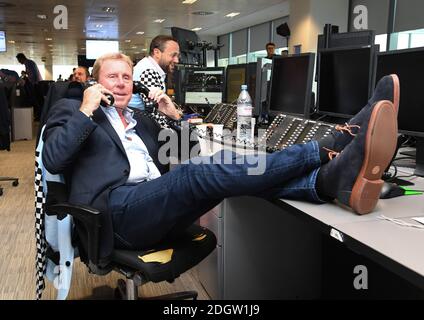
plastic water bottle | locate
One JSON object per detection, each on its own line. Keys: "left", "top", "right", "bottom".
{"left": 236, "top": 84, "right": 253, "bottom": 143}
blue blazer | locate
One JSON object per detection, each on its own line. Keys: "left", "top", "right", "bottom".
{"left": 42, "top": 98, "right": 170, "bottom": 261}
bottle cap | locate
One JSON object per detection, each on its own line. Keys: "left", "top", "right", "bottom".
{"left": 241, "top": 84, "right": 247, "bottom": 90}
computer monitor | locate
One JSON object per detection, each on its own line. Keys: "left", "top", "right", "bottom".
{"left": 317, "top": 30, "right": 375, "bottom": 51}
{"left": 376, "top": 47, "right": 424, "bottom": 176}
{"left": 316, "top": 29, "right": 375, "bottom": 81}
{"left": 267, "top": 53, "right": 315, "bottom": 118}
{"left": 254, "top": 58, "right": 272, "bottom": 116}
{"left": 77, "top": 55, "right": 96, "bottom": 68}
{"left": 317, "top": 45, "right": 377, "bottom": 118}
{"left": 171, "top": 27, "right": 202, "bottom": 66}
{"left": 0, "top": 31, "right": 6, "bottom": 52}
{"left": 183, "top": 67, "right": 225, "bottom": 108}
{"left": 226, "top": 64, "right": 247, "bottom": 104}
{"left": 246, "top": 62, "right": 257, "bottom": 113}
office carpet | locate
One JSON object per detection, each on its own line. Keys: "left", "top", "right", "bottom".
{"left": 0, "top": 135, "right": 210, "bottom": 300}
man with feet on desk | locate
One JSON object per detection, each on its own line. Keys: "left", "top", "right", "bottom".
{"left": 42, "top": 51, "right": 399, "bottom": 251}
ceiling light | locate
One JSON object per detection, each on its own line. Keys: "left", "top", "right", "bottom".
{"left": 226, "top": 12, "right": 240, "bottom": 18}
{"left": 191, "top": 27, "right": 202, "bottom": 31}
{"left": 95, "top": 24, "right": 103, "bottom": 28}
{"left": 182, "top": 0, "right": 197, "bottom": 4}
{"left": 102, "top": 7, "right": 115, "bottom": 13}
{"left": 141, "top": 48, "right": 147, "bottom": 52}
{"left": 154, "top": 19, "right": 165, "bottom": 23}
{"left": 136, "top": 31, "right": 145, "bottom": 35}
{"left": 125, "top": 39, "right": 131, "bottom": 43}
{"left": 8, "top": 40, "right": 15, "bottom": 44}
{"left": 45, "top": 38, "right": 52, "bottom": 41}
{"left": 48, "top": 44, "right": 53, "bottom": 47}
{"left": 131, "top": 46, "right": 137, "bottom": 49}
{"left": 37, "top": 14, "right": 47, "bottom": 20}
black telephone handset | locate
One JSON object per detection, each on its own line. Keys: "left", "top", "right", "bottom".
{"left": 133, "top": 81, "right": 159, "bottom": 113}
{"left": 83, "top": 80, "right": 115, "bottom": 107}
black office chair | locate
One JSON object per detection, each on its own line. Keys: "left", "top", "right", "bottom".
{"left": 35, "top": 82, "right": 216, "bottom": 300}
{"left": 0, "top": 84, "right": 19, "bottom": 196}
{"left": 46, "top": 199, "right": 216, "bottom": 300}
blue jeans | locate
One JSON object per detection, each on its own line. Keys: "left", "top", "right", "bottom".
{"left": 109, "top": 141, "right": 324, "bottom": 249}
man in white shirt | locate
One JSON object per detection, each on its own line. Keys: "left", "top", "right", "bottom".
{"left": 129, "top": 35, "right": 180, "bottom": 109}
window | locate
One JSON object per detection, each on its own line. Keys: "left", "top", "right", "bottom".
{"left": 390, "top": 28, "right": 424, "bottom": 50}
{"left": 375, "top": 34, "right": 388, "bottom": 52}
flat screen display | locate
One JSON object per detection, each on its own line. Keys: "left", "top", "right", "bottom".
{"left": 268, "top": 54, "right": 315, "bottom": 117}
{"left": 86, "top": 40, "right": 119, "bottom": 59}
{"left": 0, "top": 31, "right": 6, "bottom": 52}
{"left": 317, "top": 46, "right": 375, "bottom": 118}
{"left": 377, "top": 48, "right": 424, "bottom": 136}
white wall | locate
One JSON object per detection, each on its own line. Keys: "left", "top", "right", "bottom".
{"left": 289, "top": 0, "right": 349, "bottom": 54}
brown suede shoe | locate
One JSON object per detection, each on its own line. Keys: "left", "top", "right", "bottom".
{"left": 317, "top": 100, "right": 398, "bottom": 214}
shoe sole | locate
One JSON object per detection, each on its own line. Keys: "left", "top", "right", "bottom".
{"left": 349, "top": 100, "right": 398, "bottom": 214}
{"left": 390, "top": 74, "right": 400, "bottom": 115}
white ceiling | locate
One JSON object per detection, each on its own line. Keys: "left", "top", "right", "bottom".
{"left": 0, "top": 0, "right": 289, "bottom": 65}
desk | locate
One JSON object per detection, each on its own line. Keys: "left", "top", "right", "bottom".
{"left": 197, "top": 170, "right": 424, "bottom": 299}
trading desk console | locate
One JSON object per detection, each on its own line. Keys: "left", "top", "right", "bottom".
{"left": 203, "top": 104, "right": 334, "bottom": 152}
{"left": 258, "top": 114, "right": 334, "bottom": 152}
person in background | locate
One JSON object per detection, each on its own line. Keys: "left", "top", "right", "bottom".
{"left": 129, "top": 35, "right": 180, "bottom": 110}
{"left": 281, "top": 49, "right": 289, "bottom": 57}
{"left": 66, "top": 66, "right": 90, "bottom": 101}
{"left": 16, "top": 53, "right": 43, "bottom": 120}
{"left": 265, "top": 42, "right": 278, "bottom": 59}
{"left": 16, "top": 53, "right": 43, "bottom": 85}
{"left": 73, "top": 66, "right": 90, "bottom": 83}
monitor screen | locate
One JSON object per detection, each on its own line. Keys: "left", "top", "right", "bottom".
{"left": 171, "top": 27, "right": 202, "bottom": 65}
{"left": 377, "top": 48, "right": 424, "bottom": 137}
{"left": 77, "top": 55, "right": 96, "bottom": 68}
{"left": 0, "top": 31, "right": 6, "bottom": 52}
{"left": 183, "top": 67, "right": 225, "bottom": 105}
{"left": 317, "top": 46, "right": 376, "bottom": 118}
{"left": 86, "top": 40, "right": 119, "bottom": 59}
{"left": 268, "top": 53, "right": 315, "bottom": 117}
{"left": 254, "top": 58, "right": 273, "bottom": 116}
{"left": 171, "top": 27, "right": 199, "bottom": 52}
{"left": 226, "top": 65, "right": 246, "bottom": 103}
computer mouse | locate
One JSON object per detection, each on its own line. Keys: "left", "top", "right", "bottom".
{"left": 379, "top": 182, "right": 404, "bottom": 199}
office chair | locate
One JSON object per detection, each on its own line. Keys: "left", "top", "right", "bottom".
{"left": 35, "top": 137, "right": 216, "bottom": 300}
{"left": 0, "top": 84, "right": 19, "bottom": 196}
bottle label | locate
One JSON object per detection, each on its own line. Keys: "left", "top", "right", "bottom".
{"left": 237, "top": 105, "right": 252, "bottom": 117}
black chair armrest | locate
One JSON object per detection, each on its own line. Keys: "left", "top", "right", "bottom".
{"left": 47, "top": 203, "right": 101, "bottom": 265}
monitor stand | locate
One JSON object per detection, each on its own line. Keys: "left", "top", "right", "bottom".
{"left": 400, "top": 137, "right": 424, "bottom": 177}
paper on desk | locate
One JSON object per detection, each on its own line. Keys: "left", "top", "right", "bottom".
{"left": 412, "top": 217, "right": 424, "bottom": 225}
